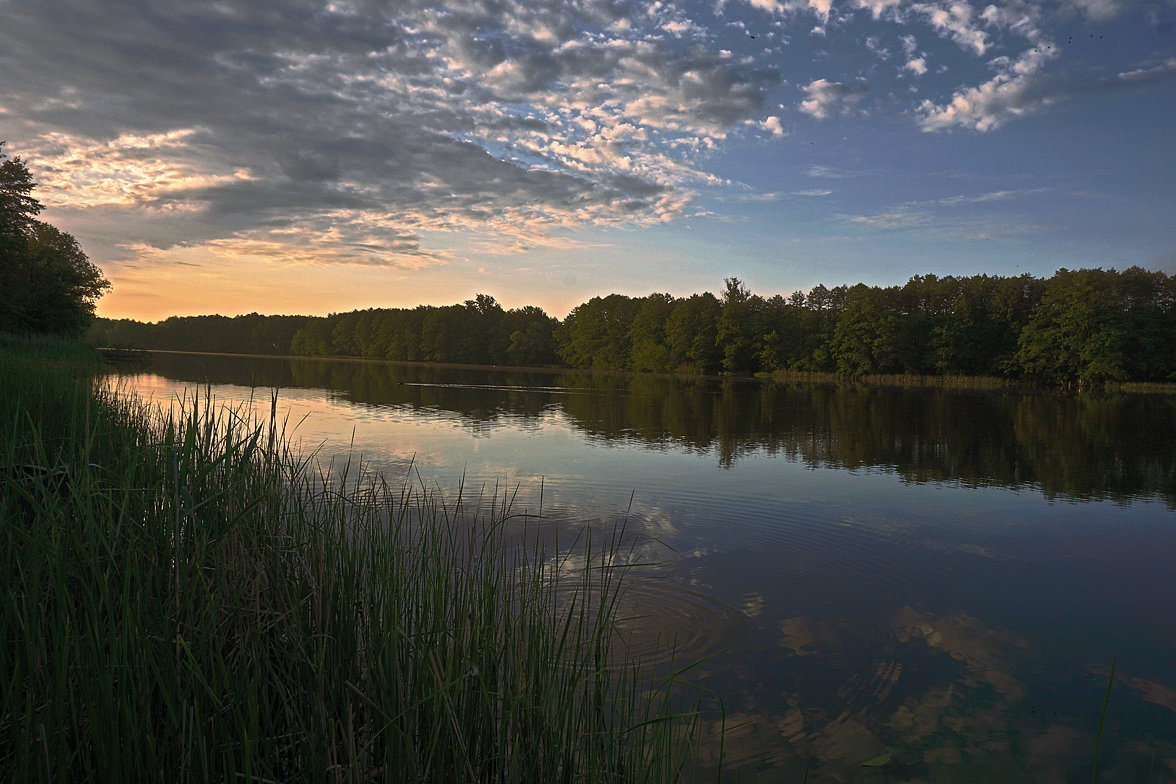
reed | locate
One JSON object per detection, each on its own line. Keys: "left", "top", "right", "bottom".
{"left": 1, "top": 336, "right": 707, "bottom": 783}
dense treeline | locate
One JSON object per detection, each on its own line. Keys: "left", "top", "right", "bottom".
{"left": 93, "top": 313, "right": 311, "bottom": 356}
{"left": 89, "top": 267, "right": 1176, "bottom": 384}
{"left": 289, "top": 295, "right": 560, "bottom": 366}
{"left": 558, "top": 270, "right": 1175, "bottom": 382}
{"left": 90, "top": 294, "right": 561, "bottom": 367}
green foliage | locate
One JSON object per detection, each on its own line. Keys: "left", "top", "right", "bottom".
{"left": 505, "top": 305, "right": 559, "bottom": 366}
{"left": 556, "top": 294, "right": 643, "bottom": 369}
{"left": 90, "top": 266, "right": 1176, "bottom": 386}
{"left": 716, "top": 277, "right": 763, "bottom": 374}
{"left": 829, "top": 284, "right": 902, "bottom": 375}
{"left": 0, "top": 143, "right": 110, "bottom": 336}
{"left": 1016, "top": 268, "right": 1175, "bottom": 384}
{"left": 628, "top": 293, "right": 676, "bottom": 372}
{"left": 665, "top": 293, "right": 720, "bottom": 374}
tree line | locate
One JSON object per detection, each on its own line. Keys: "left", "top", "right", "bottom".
{"left": 92, "top": 267, "right": 1176, "bottom": 385}
{"left": 91, "top": 294, "right": 561, "bottom": 367}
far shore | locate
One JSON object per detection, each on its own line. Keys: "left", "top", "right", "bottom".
{"left": 99, "top": 347, "right": 1176, "bottom": 395}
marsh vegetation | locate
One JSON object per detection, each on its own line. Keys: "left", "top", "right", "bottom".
{"left": 0, "top": 336, "right": 708, "bottom": 783}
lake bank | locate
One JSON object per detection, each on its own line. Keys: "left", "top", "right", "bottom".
{"left": 100, "top": 347, "right": 1176, "bottom": 396}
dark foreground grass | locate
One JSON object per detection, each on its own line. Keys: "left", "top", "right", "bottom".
{"left": 1, "top": 335, "right": 710, "bottom": 783}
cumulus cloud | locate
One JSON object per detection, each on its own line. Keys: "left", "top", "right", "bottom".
{"left": 912, "top": 0, "right": 989, "bottom": 55}
{"left": 916, "top": 44, "right": 1058, "bottom": 130}
{"left": 900, "top": 34, "right": 928, "bottom": 75}
{"left": 0, "top": 0, "right": 779, "bottom": 268}
{"left": 743, "top": 0, "right": 830, "bottom": 17}
{"left": 761, "top": 115, "right": 787, "bottom": 135}
{"left": 856, "top": 0, "right": 907, "bottom": 19}
{"left": 799, "top": 78, "right": 870, "bottom": 118}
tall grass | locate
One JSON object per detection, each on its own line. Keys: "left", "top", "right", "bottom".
{"left": 1, "top": 336, "right": 708, "bottom": 783}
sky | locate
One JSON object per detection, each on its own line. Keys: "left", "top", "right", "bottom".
{"left": 1, "top": 0, "right": 1174, "bottom": 321}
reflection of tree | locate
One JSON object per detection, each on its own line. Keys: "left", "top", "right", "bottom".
{"left": 134, "top": 354, "right": 1176, "bottom": 504}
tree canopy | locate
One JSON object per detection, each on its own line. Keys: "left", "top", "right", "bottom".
{"left": 87, "top": 266, "right": 1175, "bottom": 387}
{"left": 0, "top": 143, "right": 110, "bottom": 336}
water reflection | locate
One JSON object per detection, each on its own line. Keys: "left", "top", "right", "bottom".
{"left": 113, "top": 353, "right": 1176, "bottom": 782}
{"left": 136, "top": 352, "right": 1176, "bottom": 505}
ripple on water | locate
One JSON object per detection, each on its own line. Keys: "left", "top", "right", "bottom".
{"left": 553, "top": 577, "right": 750, "bottom": 671}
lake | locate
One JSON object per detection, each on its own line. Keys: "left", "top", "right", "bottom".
{"left": 113, "top": 352, "right": 1176, "bottom": 783}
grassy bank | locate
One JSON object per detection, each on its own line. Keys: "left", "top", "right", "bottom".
{"left": 1, "top": 335, "right": 707, "bottom": 783}
{"left": 768, "top": 368, "right": 1176, "bottom": 394}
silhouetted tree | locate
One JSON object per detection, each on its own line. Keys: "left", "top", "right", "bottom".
{"left": 1, "top": 143, "right": 110, "bottom": 335}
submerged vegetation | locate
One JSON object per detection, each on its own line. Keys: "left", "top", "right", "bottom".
{"left": 0, "top": 335, "right": 708, "bottom": 783}
{"left": 91, "top": 267, "right": 1176, "bottom": 386}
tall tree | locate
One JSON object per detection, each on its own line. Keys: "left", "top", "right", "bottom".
{"left": 665, "top": 293, "right": 721, "bottom": 373}
{"left": 1, "top": 143, "right": 110, "bottom": 335}
{"left": 628, "top": 293, "right": 675, "bottom": 372}
{"left": 716, "top": 277, "right": 762, "bottom": 373}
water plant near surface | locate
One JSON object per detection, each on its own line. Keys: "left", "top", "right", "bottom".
{"left": 0, "top": 335, "right": 709, "bottom": 783}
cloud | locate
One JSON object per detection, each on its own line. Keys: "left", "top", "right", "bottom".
{"left": 737, "top": 0, "right": 836, "bottom": 21}
{"left": 799, "top": 78, "right": 870, "bottom": 119}
{"left": 856, "top": 0, "right": 907, "bottom": 19}
{"left": 1117, "top": 57, "right": 1176, "bottom": 84}
{"left": 847, "top": 210, "right": 930, "bottom": 228}
{"left": 911, "top": 0, "right": 989, "bottom": 55}
{"left": 935, "top": 188, "right": 1048, "bottom": 205}
{"left": 1, "top": 0, "right": 779, "bottom": 269}
{"left": 916, "top": 45, "right": 1058, "bottom": 131}
{"left": 900, "top": 34, "right": 928, "bottom": 75}
{"left": 1066, "top": 0, "right": 1123, "bottom": 20}
{"left": 761, "top": 115, "right": 787, "bottom": 136}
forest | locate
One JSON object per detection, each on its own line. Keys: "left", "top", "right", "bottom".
{"left": 88, "top": 267, "right": 1176, "bottom": 385}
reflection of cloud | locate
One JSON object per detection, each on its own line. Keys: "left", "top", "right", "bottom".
{"left": 1099, "top": 670, "right": 1176, "bottom": 714}
{"left": 892, "top": 606, "right": 1030, "bottom": 698}
{"left": 778, "top": 615, "right": 841, "bottom": 655}
{"left": 742, "top": 592, "right": 766, "bottom": 617}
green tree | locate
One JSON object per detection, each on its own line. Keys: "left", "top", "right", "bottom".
{"left": 829, "top": 284, "right": 901, "bottom": 376}
{"left": 1, "top": 144, "right": 109, "bottom": 335}
{"left": 628, "top": 293, "right": 675, "bottom": 372}
{"left": 757, "top": 293, "right": 808, "bottom": 371}
{"left": 716, "top": 277, "right": 763, "bottom": 373}
{"left": 665, "top": 293, "right": 721, "bottom": 373}
{"left": 505, "top": 306, "right": 558, "bottom": 366}
{"left": 801, "top": 283, "right": 847, "bottom": 371}
{"left": 556, "top": 294, "right": 641, "bottom": 368}
{"left": 1016, "top": 268, "right": 1132, "bottom": 383}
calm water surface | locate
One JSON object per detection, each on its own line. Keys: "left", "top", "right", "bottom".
{"left": 116, "top": 353, "right": 1176, "bottom": 783}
